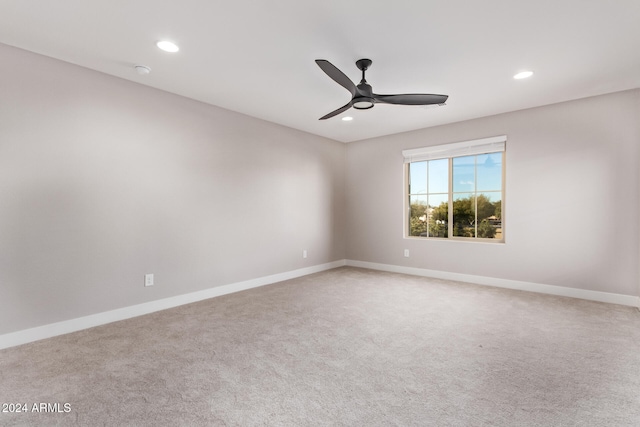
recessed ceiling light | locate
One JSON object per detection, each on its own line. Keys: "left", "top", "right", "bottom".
{"left": 156, "top": 40, "right": 179, "bottom": 53}
{"left": 134, "top": 65, "right": 151, "bottom": 75}
{"left": 514, "top": 70, "right": 533, "bottom": 80}
{"left": 342, "top": 116, "right": 353, "bottom": 121}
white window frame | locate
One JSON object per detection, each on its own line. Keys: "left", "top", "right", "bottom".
{"left": 403, "top": 135, "right": 506, "bottom": 242}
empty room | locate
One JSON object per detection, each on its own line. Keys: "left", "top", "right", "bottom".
{"left": 1, "top": 1, "right": 639, "bottom": 426}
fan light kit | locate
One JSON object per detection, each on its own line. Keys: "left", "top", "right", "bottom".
{"left": 156, "top": 40, "right": 179, "bottom": 53}
{"left": 341, "top": 116, "right": 354, "bottom": 121}
{"left": 315, "top": 58, "right": 448, "bottom": 120}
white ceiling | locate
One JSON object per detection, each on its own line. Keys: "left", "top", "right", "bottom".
{"left": 1, "top": 0, "right": 639, "bottom": 143}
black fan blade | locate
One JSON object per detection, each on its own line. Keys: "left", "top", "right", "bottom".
{"left": 319, "top": 101, "right": 352, "bottom": 120}
{"left": 373, "top": 93, "right": 448, "bottom": 105}
{"left": 315, "top": 60, "right": 357, "bottom": 97}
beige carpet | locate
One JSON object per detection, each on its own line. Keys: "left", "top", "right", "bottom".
{"left": 1, "top": 267, "right": 639, "bottom": 426}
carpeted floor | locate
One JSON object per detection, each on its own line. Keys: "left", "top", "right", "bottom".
{"left": 1, "top": 267, "right": 639, "bottom": 426}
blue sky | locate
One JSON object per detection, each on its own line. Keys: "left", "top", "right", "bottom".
{"left": 409, "top": 153, "right": 502, "bottom": 205}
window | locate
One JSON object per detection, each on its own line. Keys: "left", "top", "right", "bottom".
{"left": 404, "top": 136, "right": 505, "bottom": 241}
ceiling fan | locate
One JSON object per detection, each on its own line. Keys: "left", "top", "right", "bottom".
{"left": 315, "top": 58, "right": 449, "bottom": 120}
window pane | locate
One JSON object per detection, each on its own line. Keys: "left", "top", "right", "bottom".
{"left": 477, "top": 192, "right": 501, "bottom": 239}
{"left": 477, "top": 153, "right": 502, "bottom": 191}
{"left": 428, "top": 158, "right": 448, "bottom": 194}
{"left": 453, "top": 193, "right": 475, "bottom": 237}
{"left": 453, "top": 155, "right": 475, "bottom": 193}
{"left": 409, "top": 195, "right": 428, "bottom": 237}
{"left": 409, "top": 161, "right": 427, "bottom": 194}
{"left": 427, "top": 194, "right": 448, "bottom": 238}
{"left": 406, "top": 141, "right": 504, "bottom": 241}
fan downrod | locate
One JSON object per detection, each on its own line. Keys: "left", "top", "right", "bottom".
{"left": 356, "top": 59, "right": 372, "bottom": 85}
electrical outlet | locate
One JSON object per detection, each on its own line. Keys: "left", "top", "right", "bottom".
{"left": 303, "top": 250, "right": 308, "bottom": 259}
{"left": 404, "top": 249, "right": 410, "bottom": 258}
{"left": 144, "top": 274, "right": 154, "bottom": 287}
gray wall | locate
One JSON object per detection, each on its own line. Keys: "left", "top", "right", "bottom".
{"left": 346, "top": 89, "right": 640, "bottom": 296}
{"left": 0, "top": 44, "right": 346, "bottom": 335}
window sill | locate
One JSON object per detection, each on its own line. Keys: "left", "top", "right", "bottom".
{"left": 403, "top": 236, "right": 505, "bottom": 244}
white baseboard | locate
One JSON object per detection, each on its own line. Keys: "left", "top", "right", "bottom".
{"left": 346, "top": 259, "right": 640, "bottom": 308}
{"left": 0, "top": 260, "right": 347, "bottom": 350}
{"left": 3, "top": 258, "right": 637, "bottom": 350}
